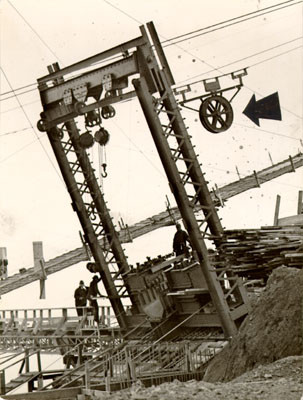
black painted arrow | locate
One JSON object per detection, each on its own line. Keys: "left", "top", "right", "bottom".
{"left": 243, "top": 92, "right": 282, "bottom": 126}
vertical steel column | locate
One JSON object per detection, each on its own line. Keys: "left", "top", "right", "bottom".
{"left": 133, "top": 77, "right": 237, "bottom": 337}
{"left": 64, "top": 120, "right": 138, "bottom": 312}
{"left": 46, "top": 127, "right": 127, "bottom": 328}
{"left": 155, "top": 70, "right": 245, "bottom": 304}
{"left": 161, "top": 87, "right": 223, "bottom": 237}
{"left": 147, "top": 21, "right": 222, "bottom": 237}
{"left": 141, "top": 23, "right": 246, "bottom": 309}
{"left": 66, "top": 121, "right": 128, "bottom": 273}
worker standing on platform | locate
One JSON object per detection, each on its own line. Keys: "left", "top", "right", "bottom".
{"left": 74, "top": 280, "right": 88, "bottom": 316}
{"left": 173, "top": 223, "right": 191, "bottom": 256}
{"left": 88, "top": 275, "right": 105, "bottom": 325}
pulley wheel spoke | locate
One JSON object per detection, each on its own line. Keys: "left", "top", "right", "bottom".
{"left": 199, "top": 95, "right": 234, "bottom": 133}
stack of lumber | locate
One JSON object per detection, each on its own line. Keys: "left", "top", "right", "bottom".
{"left": 219, "top": 225, "right": 303, "bottom": 279}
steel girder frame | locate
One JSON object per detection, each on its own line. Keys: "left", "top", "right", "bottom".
{"left": 146, "top": 22, "right": 223, "bottom": 239}
{"left": 62, "top": 119, "right": 138, "bottom": 311}
{"left": 36, "top": 33, "right": 159, "bottom": 331}
{"left": 42, "top": 62, "right": 129, "bottom": 328}
{"left": 36, "top": 23, "right": 249, "bottom": 338}
{"left": 133, "top": 77, "right": 238, "bottom": 337}
{"left": 155, "top": 78, "right": 247, "bottom": 306}
{"left": 45, "top": 123, "right": 127, "bottom": 329}
{"left": 35, "top": 29, "right": 168, "bottom": 332}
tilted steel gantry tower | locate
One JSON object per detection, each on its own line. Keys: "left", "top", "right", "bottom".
{"left": 37, "top": 22, "right": 249, "bottom": 338}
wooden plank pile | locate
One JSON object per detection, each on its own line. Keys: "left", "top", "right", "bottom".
{"left": 218, "top": 225, "right": 303, "bottom": 280}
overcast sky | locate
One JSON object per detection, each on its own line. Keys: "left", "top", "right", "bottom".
{"left": 0, "top": 0, "right": 302, "bottom": 308}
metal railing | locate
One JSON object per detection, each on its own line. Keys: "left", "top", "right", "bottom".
{"left": 0, "top": 306, "right": 113, "bottom": 323}
{"left": 46, "top": 339, "right": 224, "bottom": 392}
{"left": 0, "top": 306, "right": 116, "bottom": 332}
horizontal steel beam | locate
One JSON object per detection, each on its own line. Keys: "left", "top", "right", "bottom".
{"left": 40, "top": 56, "right": 137, "bottom": 105}
{"left": 37, "top": 35, "right": 146, "bottom": 85}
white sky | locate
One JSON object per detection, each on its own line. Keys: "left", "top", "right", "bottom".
{"left": 0, "top": 0, "right": 302, "bottom": 309}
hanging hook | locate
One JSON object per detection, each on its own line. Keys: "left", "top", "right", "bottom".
{"left": 101, "top": 163, "right": 108, "bottom": 178}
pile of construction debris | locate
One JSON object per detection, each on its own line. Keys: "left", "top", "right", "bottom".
{"left": 76, "top": 356, "right": 303, "bottom": 399}
{"left": 74, "top": 266, "right": 302, "bottom": 400}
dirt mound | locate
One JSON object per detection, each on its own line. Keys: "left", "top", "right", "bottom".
{"left": 203, "top": 266, "right": 303, "bottom": 382}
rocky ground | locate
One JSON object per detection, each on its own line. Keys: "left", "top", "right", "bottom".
{"left": 79, "top": 266, "right": 303, "bottom": 400}
{"left": 203, "top": 266, "right": 302, "bottom": 382}
{"left": 80, "top": 356, "right": 303, "bottom": 399}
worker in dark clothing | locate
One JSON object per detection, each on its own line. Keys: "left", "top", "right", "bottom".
{"left": 173, "top": 223, "right": 191, "bottom": 256}
{"left": 87, "top": 275, "right": 105, "bottom": 325}
{"left": 74, "top": 280, "right": 88, "bottom": 316}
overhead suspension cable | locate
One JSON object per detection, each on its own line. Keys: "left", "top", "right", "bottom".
{"left": 0, "top": 100, "right": 40, "bottom": 115}
{"left": 182, "top": 45, "right": 303, "bottom": 120}
{"left": 249, "top": 44, "right": 302, "bottom": 69}
{"left": 103, "top": 0, "right": 142, "bottom": 24}
{"left": 0, "top": 137, "right": 39, "bottom": 164}
{"left": 175, "top": 37, "right": 303, "bottom": 87}
{"left": 0, "top": 127, "right": 32, "bottom": 137}
{"left": 1, "top": 44, "right": 301, "bottom": 137}
{"left": 1, "top": 1, "right": 302, "bottom": 157}
{"left": 7, "top": 0, "right": 63, "bottom": 64}
{"left": 0, "top": 87, "right": 39, "bottom": 102}
{"left": 1, "top": 37, "right": 300, "bottom": 103}
{"left": 0, "top": 82, "right": 37, "bottom": 97}
{"left": 235, "top": 123, "right": 303, "bottom": 141}
{"left": 182, "top": 106, "right": 302, "bottom": 142}
{"left": 162, "top": 0, "right": 302, "bottom": 48}
{"left": 110, "top": 120, "right": 166, "bottom": 179}
{"left": 103, "top": 0, "right": 302, "bottom": 77}
{"left": 161, "top": 0, "right": 300, "bottom": 45}
{"left": 0, "top": 66, "right": 64, "bottom": 183}
{"left": 1, "top": 0, "right": 301, "bottom": 98}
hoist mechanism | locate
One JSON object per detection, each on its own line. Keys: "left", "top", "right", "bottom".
{"left": 101, "top": 163, "right": 107, "bottom": 178}
{"left": 174, "top": 68, "right": 247, "bottom": 133}
{"left": 37, "top": 22, "right": 250, "bottom": 339}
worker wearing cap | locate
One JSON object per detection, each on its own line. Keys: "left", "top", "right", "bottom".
{"left": 173, "top": 223, "right": 191, "bottom": 256}
{"left": 74, "top": 280, "right": 88, "bottom": 316}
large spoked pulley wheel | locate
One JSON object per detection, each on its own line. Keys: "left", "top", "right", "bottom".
{"left": 199, "top": 95, "right": 233, "bottom": 133}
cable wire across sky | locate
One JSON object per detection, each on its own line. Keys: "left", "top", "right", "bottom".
{"left": 1, "top": 0, "right": 302, "bottom": 98}
{"left": 1, "top": 0, "right": 301, "bottom": 186}
{"left": 0, "top": 66, "right": 64, "bottom": 184}
{"left": 1, "top": 0, "right": 302, "bottom": 284}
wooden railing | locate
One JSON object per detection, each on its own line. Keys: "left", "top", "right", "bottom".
{"left": 0, "top": 306, "right": 114, "bottom": 325}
